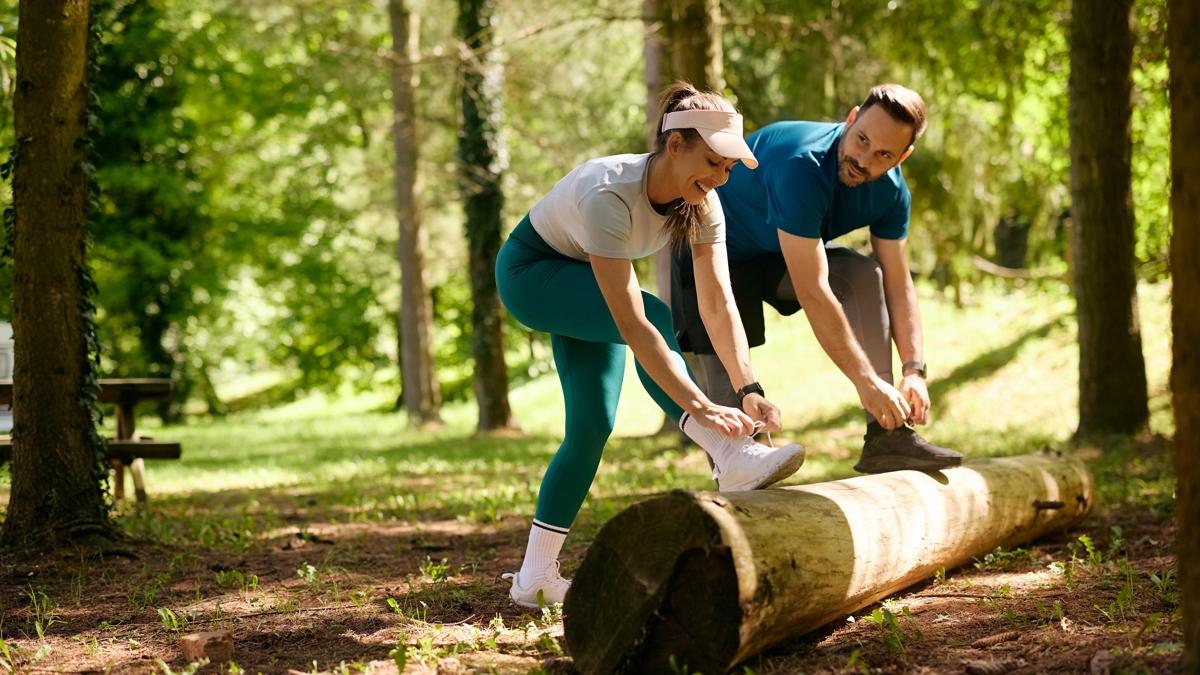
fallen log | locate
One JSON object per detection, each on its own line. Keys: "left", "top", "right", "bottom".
{"left": 563, "top": 452, "right": 1093, "bottom": 674}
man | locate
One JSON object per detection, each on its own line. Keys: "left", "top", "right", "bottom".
{"left": 671, "top": 83, "right": 962, "bottom": 473}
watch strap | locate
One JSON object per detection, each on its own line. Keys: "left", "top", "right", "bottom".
{"left": 736, "top": 381, "right": 765, "bottom": 403}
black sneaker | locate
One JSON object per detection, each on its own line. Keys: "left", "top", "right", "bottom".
{"left": 853, "top": 422, "right": 963, "bottom": 473}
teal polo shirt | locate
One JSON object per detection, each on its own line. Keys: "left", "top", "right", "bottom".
{"left": 719, "top": 121, "right": 910, "bottom": 264}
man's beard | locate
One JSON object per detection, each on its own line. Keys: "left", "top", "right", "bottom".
{"left": 837, "top": 157, "right": 872, "bottom": 187}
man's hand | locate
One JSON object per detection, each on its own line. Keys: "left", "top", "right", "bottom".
{"left": 741, "top": 393, "right": 782, "bottom": 433}
{"left": 857, "top": 375, "right": 912, "bottom": 430}
{"left": 898, "top": 374, "right": 930, "bottom": 425}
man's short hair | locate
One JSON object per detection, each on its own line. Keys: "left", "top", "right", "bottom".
{"left": 860, "top": 84, "right": 926, "bottom": 147}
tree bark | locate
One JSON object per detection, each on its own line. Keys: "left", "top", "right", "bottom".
{"left": 652, "top": 0, "right": 723, "bottom": 435}
{"left": 457, "top": 0, "right": 514, "bottom": 431}
{"left": 1168, "top": 0, "right": 1200, "bottom": 668}
{"left": 565, "top": 454, "right": 1093, "bottom": 673}
{"left": 664, "top": 0, "right": 724, "bottom": 94}
{"left": 1068, "top": 0, "right": 1148, "bottom": 437}
{"left": 1, "top": 0, "right": 112, "bottom": 549}
{"left": 390, "top": 0, "right": 441, "bottom": 427}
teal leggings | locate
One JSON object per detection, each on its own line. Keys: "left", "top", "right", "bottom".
{"left": 496, "top": 215, "right": 686, "bottom": 529}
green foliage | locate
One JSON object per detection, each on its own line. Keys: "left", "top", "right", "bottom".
{"left": 419, "top": 556, "right": 451, "bottom": 583}
{"left": 974, "top": 546, "right": 1037, "bottom": 572}
{"left": 862, "top": 600, "right": 921, "bottom": 656}
{"left": 26, "top": 587, "right": 60, "bottom": 643}
{"left": 0, "top": 0, "right": 1176, "bottom": 422}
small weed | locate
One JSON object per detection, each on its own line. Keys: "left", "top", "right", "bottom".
{"left": 297, "top": 562, "right": 319, "bottom": 585}
{"left": 863, "top": 600, "right": 921, "bottom": 655}
{"left": 157, "top": 607, "right": 189, "bottom": 632}
{"left": 536, "top": 632, "right": 564, "bottom": 656}
{"left": 989, "top": 584, "right": 1014, "bottom": 599}
{"left": 1075, "top": 534, "right": 1103, "bottom": 568}
{"left": 1034, "top": 598, "right": 1065, "bottom": 625}
{"left": 1148, "top": 569, "right": 1178, "bottom": 607}
{"left": 26, "top": 586, "right": 60, "bottom": 642}
{"left": 419, "top": 556, "right": 451, "bottom": 583}
{"left": 974, "top": 546, "right": 1036, "bottom": 572}
{"left": 73, "top": 634, "right": 101, "bottom": 655}
{"left": 1134, "top": 613, "right": 1162, "bottom": 647}
{"left": 156, "top": 658, "right": 209, "bottom": 675}
{"left": 668, "top": 655, "right": 695, "bottom": 675}
{"left": 0, "top": 636, "right": 21, "bottom": 671}
{"left": 933, "top": 567, "right": 946, "bottom": 584}
{"left": 843, "top": 649, "right": 871, "bottom": 674}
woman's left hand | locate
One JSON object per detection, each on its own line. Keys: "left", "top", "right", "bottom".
{"left": 741, "top": 393, "right": 782, "bottom": 433}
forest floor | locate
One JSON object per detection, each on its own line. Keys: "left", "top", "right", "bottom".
{"left": 0, "top": 283, "right": 1184, "bottom": 673}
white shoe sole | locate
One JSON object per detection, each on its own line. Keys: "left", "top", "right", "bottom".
{"left": 718, "top": 445, "right": 806, "bottom": 492}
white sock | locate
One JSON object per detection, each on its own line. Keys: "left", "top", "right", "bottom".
{"left": 680, "top": 412, "right": 737, "bottom": 471}
{"left": 519, "top": 521, "right": 567, "bottom": 580}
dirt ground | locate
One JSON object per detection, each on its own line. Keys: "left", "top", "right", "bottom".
{"left": 0, "top": 481, "right": 1184, "bottom": 674}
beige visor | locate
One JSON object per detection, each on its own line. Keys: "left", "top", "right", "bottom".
{"left": 662, "top": 109, "right": 758, "bottom": 169}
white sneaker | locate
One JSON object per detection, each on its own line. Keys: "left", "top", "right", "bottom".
{"left": 713, "top": 437, "right": 806, "bottom": 491}
{"left": 501, "top": 561, "right": 571, "bottom": 608}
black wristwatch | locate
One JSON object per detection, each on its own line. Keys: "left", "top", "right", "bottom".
{"left": 902, "top": 361, "right": 927, "bottom": 379}
{"left": 736, "top": 381, "right": 765, "bottom": 404}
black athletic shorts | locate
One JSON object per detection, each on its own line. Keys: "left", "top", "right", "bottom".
{"left": 670, "top": 244, "right": 802, "bottom": 355}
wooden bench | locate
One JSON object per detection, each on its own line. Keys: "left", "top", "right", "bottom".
{"left": 0, "top": 378, "right": 183, "bottom": 503}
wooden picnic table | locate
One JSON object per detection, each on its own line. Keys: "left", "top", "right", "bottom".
{"left": 0, "top": 378, "right": 182, "bottom": 503}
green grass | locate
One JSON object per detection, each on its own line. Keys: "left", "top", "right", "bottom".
{"left": 73, "top": 280, "right": 1171, "bottom": 542}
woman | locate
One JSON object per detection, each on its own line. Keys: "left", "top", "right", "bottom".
{"left": 496, "top": 83, "right": 806, "bottom": 608}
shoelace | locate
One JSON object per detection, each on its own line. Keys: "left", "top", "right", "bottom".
{"left": 503, "top": 560, "right": 569, "bottom": 589}
{"left": 751, "top": 420, "right": 775, "bottom": 448}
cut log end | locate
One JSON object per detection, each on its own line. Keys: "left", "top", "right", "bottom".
{"left": 564, "top": 491, "right": 743, "bottom": 674}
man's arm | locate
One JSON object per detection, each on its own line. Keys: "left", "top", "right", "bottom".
{"left": 872, "top": 236, "right": 930, "bottom": 424}
{"left": 778, "top": 230, "right": 911, "bottom": 429}
{"left": 691, "top": 241, "right": 781, "bottom": 431}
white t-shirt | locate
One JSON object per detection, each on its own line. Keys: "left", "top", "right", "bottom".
{"left": 529, "top": 153, "right": 725, "bottom": 261}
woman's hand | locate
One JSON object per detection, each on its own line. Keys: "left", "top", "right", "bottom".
{"left": 741, "top": 393, "right": 782, "bottom": 433}
{"left": 689, "top": 402, "right": 756, "bottom": 437}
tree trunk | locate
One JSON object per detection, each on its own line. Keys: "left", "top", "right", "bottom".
{"left": 664, "top": 0, "right": 724, "bottom": 94}
{"left": 457, "top": 0, "right": 513, "bottom": 432}
{"left": 652, "top": 0, "right": 723, "bottom": 435}
{"left": 565, "top": 454, "right": 1093, "bottom": 673}
{"left": 390, "top": 0, "right": 441, "bottom": 427}
{"left": 1, "top": 0, "right": 112, "bottom": 549}
{"left": 1068, "top": 0, "right": 1148, "bottom": 437}
{"left": 1168, "top": 0, "right": 1200, "bottom": 667}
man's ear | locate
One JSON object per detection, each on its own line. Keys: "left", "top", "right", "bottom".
{"left": 845, "top": 105, "right": 859, "bottom": 126}
{"left": 897, "top": 145, "right": 914, "bottom": 165}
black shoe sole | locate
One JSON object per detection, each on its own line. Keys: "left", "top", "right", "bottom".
{"left": 853, "top": 455, "right": 963, "bottom": 474}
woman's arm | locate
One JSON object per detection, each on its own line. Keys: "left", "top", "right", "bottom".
{"left": 691, "top": 241, "right": 781, "bottom": 431}
{"left": 589, "top": 254, "right": 754, "bottom": 436}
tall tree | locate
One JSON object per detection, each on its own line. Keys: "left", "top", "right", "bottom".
{"left": 1, "top": 0, "right": 112, "bottom": 548}
{"left": 650, "top": 0, "right": 724, "bottom": 433}
{"left": 457, "top": 0, "right": 513, "bottom": 431}
{"left": 651, "top": 0, "right": 725, "bottom": 306}
{"left": 1168, "top": 0, "right": 1199, "bottom": 667}
{"left": 665, "top": 0, "right": 724, "bottom": 93}
{"left": 1068, "top": 0, "right": 1148, "bottom": 437}
{"left": 390, "top": 0, "right": 441, "bottom": 426}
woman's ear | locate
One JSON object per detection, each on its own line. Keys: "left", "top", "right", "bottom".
{"left": 666, "top": 130, "right": 683, "bottom": 158}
